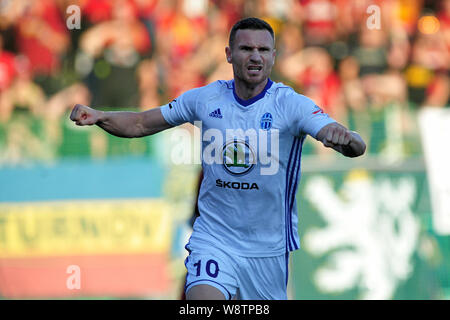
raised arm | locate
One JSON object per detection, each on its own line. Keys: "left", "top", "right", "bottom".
{"left": 69, "top": 104, "right": 173, "bottom": 138}
{"left": 316, "top": 122, "right": 366, "bottom": 158}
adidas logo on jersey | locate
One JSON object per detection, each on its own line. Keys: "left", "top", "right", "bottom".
{"left": 209, "top": 108, "right": 223, "bottom": 119}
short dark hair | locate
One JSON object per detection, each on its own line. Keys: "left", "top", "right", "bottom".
{"left": 229, "top": 17, "right": 275, "bottom": 48}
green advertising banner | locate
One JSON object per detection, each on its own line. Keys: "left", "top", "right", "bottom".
{"left": 291, "top": 162, "right": 449, "bottom": 300}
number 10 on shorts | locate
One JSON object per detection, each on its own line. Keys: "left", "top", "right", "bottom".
{"left": 193, "top": 259, "right": 219, "bottom": 278}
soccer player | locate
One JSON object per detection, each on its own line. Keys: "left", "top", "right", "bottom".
{"left": 70, "top": 18, "right": 366, "bottom": 300}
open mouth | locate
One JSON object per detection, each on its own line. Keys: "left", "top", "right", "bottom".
{"left": 247, "top": 65, "right": 262, "bottom": 72}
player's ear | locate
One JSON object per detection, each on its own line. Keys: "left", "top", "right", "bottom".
{"left": 225, "top": 46, "right": 232, "bottom": 64}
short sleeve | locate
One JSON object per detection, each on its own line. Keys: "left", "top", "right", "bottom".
{"left": 282, "top": 90, "right": 336, "bottom": 138}
{"left": 160, "top": 88, "right": 201, "bottom": 126}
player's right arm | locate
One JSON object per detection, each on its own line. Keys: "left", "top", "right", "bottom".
{"left": 69, "top": 104, "right": 173, "bottom": 138}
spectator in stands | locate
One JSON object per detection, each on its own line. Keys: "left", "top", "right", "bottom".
{"left": 151, "top": 0, "right": 208, "bottom": 98}
{"left": 389, "top": 0, "right": 424, "bottom": 37}
{"left": 15, "top": 0, "right": 69, "bottom": 77}
{"left": 339, "top": 56, "right": 367, "bottom": 116}
{"left": 352, "top": 25, "right": 389, "bottom": 77}
{"left": 0, "top": 34, "right": 16, "bottom": 93}
{"left": 152, "top": 0, "right": 207, "bottom": 67}
{"left": 437, "top": 0, "right": 450, "bottom": 52}
{"left": 0, "top": 55, "right": 46, "bottom": 123}
{"left": 279, "top": 45, "right": 344, "bottom": 122}
{"left": 300, "top": 0, "right": 339, "bottom": 46}
{"left": 79, "top": 0, "right": 152, "bottom": 108}
{"left": 0, "top": 0, "right": 448, "bottom": 163}
{"left": 183, "top": 7, "right": 234, "bottom": 84}
{"left": 137, "top": 59, "right": 162, "bottom": 110}
{"left": 405, "top": 16, "right": 450, "bottom": 107}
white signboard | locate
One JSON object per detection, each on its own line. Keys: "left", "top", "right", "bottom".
{"left": 418, "top": 107, "right": 450, "bottom": 235}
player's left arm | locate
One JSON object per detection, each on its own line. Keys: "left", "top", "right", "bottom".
{"left": 316, "top": 122, "right": 366, "bottom": 158}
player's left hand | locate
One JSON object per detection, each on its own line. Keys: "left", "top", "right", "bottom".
{"left": 319, "top": 122, "right": 353, "bottom": 148}
{"left": 316, "top": 122, "right": 366, "bottom": 157}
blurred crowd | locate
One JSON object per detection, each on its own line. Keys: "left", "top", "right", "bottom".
{"left": 0, "top": 0, "right": 449, "bottom": 160}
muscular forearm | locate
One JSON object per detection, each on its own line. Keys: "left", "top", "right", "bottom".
{"left": 97, "top": 111, "right": 146, "bottom": 138}
{"left": 70, "top": 104, "right": 172, "bottom": 138}
{"left": 98, "top": 108, "right": 172, "bottom": 137}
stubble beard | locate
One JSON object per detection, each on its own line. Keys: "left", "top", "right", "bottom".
{"left": 234, "top": 65, "right": 271, "bottom": 90}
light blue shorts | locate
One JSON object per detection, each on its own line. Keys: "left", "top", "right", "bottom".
{"left": 184, "top": 240, "right": 290, "bottom": 300}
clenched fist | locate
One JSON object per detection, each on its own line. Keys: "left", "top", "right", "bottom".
{"left": 316, "top": 122, "right": 366, "bottom": 157}
{"left": 70, "top": 104, "right": 102, "bottom": 126}
{"left": 320, "top": 123, "right": 353, "bottom": 148}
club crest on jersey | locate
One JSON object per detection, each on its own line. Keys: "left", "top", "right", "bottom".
{"left": 222, "top": 140, "right": 255, "bottom": 176}
{"left": 260, "top": 112, "right": 273, "bottom": 131}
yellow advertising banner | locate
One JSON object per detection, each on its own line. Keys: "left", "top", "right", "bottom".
{"left": 0, "top": 199, "right": 172, "bottom": 258}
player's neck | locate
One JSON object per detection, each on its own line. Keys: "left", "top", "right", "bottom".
{"left": 233, "top": 78, "right": 268, "bottom": 101}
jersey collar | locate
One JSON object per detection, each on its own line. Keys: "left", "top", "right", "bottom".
{"left": 232, "top": 79, "right": 273, "bottom": 107}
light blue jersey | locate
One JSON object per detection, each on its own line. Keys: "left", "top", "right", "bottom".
{"left": 161, "top": 79, "right": 335, "bottom": 257}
